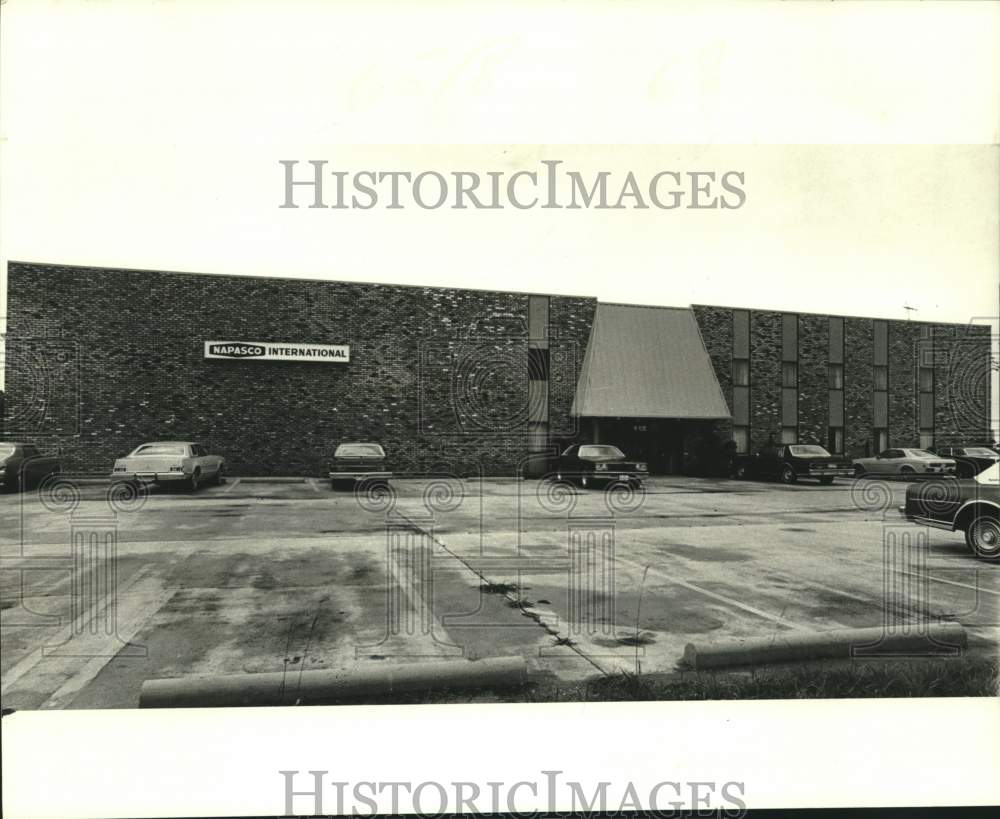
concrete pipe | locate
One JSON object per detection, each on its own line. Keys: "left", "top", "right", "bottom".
{"left": 139, "top": 656, "right": 529, "bottom": 708}
{"left": 682, "top": 623, "right": 968, "bottom": 670}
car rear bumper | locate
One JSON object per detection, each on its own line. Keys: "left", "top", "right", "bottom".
{"left": 329, "top": 471, "right": 393, "bottom": 481}
{"left": 592, "top": 472, "right": 647, "bottom": 483}
{"left": 110, "top": 472, "right": 188, "bottom": 483}
{"left": 898, "top": 506, "right": 955, "bottom": 531}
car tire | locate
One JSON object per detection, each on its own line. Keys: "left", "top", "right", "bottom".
{"left": 215, "top": 465, "right": 226, "bottom": 485}
{"left": 899, "top": 466, "right": 916, "bottom": 480}
{"left": 188, "top": 470, "right": 201, "bottom": 492}
{"left": 965, "top": 515, "right": 1000, "bottom": 561}
{"left": 780, "top": 465, "right": 797, "bottom": 484}
{"left": 734, "top": 464, "right": 747, "bottom": 480}
{"left": 853, "top": 464, "right": 866, "bottom": 478}
{"left": 819, "top": 476, "right": 835, "bottom": 485}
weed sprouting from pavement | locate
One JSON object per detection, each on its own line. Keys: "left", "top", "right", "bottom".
{"left": 630, "top": 564, "right": 651, "bottom": 676}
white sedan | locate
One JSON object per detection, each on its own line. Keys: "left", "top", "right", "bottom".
{"left": 111, "top": 441, "right": 225, "bottom": 491}
{"left": 853, "top": 448, "right": 956, "bottom": 478}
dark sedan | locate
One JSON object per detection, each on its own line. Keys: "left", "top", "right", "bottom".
{"left": 1, "top": 442, "right": 61, "bottom": 492}
{"left": 900, "top": 462, "right": 1000, "bottom": 560}
{"left": 733, "top": 443, "right": 853, "bottom": 485}
{"left": 329, "top": 442, "right": 391, "bottom": 490}
{"left": 553, "top": 444, "right": 648, "bottom": 489}
{"left": 931, "top": 446, "right": 1000, "bottom": 479}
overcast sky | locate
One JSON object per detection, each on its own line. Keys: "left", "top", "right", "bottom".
{"left": 1, "top": 1, "right": 997, "bottom": 421}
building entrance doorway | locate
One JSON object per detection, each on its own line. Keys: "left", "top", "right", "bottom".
{"left": 588, "top": 418, "right": 725, "bottom": 475}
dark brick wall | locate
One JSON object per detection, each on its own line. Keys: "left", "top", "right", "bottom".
{"left": 844, "top": 318, "right": 874, "bottom": 456}
{"left": 933, "top": 323, "right": 993, "bottom": 445}
{"left": 691, "top": 306, "right": 734, "bottom": 442}
{"left": 798, "top": 315, "right": 828, "bottom": 446}
{"left": 5, "top": 262, "right": 596, "bottom": 476}
{"left": 693, "top": 305, "right": 991, "bottom": 454}
{"left": 887, "top": 321, "right": 919, "bottom": 447}
{"left": 549, "top": 296, "right": 597, "bottom": 443}
{"left": 749, "top": 311, "right": 781, "bottom": 450}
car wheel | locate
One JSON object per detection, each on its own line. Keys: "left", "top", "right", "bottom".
{"left": 899, "top": 466, "right": 916, "bottom": 479}
{"left": 965, "top": 515, "right": 1000, "bottom": 561}
{"left": 216, "top": 464, "right": 226, "bottom": 485}
{"left": 734, "top": 463, "right": 747, "bottom": 480}
{"left": 819, "top": 476, "right": 834, "bottom": 485}
{"left": 780, "top": 465, "right": 797, "bottom": 484}
{"left": 853, "top": 464, "right": 866, "bottom": 478}
{"left": 188, "top": 470, "right": 201, "bottom": 492}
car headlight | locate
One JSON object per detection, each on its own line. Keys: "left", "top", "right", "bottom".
{"left": 636, "top": 462, "right": 647, "bottom": 472}
{"left": 595, "top": 463, "right": 609, "bottom": 471}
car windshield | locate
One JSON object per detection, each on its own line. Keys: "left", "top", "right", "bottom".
{"left": 578, "top": 445, "right": 626, "bottom": 460}
{"left": 335, "top": 444, "right": 385, "bottom": 458}
{"left": 132, "top": 444, "right": 188, "bottom": 456}
{"left": 975, "top": 463, "right": 999, "bottom": 485}
{"left": 789, "top": 445, "right": 830, "bottom": 457}
{"left": 908, "top": 450, "right": 937, "bottom": 458}
{"left": 0, "top": 444, "right": 15, "bottom": 458}
{"left": 963, "top": 447, "right": 998, "bottom": 458}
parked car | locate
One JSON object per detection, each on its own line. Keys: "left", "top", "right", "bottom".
{"left": 0, "top": 442, "right": 61, "bottom": 492}
{"left": 853, "top": 448, "right": 956, "bottom": 479}
{"left": 931, "top": 446, "right": 1000, "bottom": 478}
{"left": 552, "top": 444, "right": 648, "bottom": 489}
{"left": 110, "top": 441, "right": 225, "bottom": 491}
{"left": 900, "top": 461, "right": 1000, "bottom": 560}
{"left": 329, "top": 442, "right": 391, "bottom": 490}
{"left": 733, "top": 443, "right": 852, "bottom": 485}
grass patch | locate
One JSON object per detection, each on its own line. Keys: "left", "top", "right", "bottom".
{"left": 560, "top": 657, "right": 1000, "bottom": 701}
{"left": 276, "top": 657, "right": 999, "bottom": 707}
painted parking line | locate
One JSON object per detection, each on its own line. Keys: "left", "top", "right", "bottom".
{"left": 851, "top": 557, "right": 1000, "bottom": 598}
{"left": 39, "top": 577, "right": 175, "bottom": 709}
{"left": 2, "top": 564, "right": 170, "bottom": 705}
{"left": 615, "top": 556, "right": 811, "bottom": 631}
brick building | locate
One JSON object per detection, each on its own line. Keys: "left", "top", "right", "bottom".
{"left": 3, "top": 261, "right": 993, "bottom": 476}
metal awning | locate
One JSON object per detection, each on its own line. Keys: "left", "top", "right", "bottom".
{"left": 571, "top": 303, "right": 731, "bottom": 419}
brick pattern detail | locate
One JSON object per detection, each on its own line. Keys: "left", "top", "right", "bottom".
{"left": 4, "top": 262, "right": 596, "bottom": 476}
{"left": 749, "top": 310, "right": 781, "bottom": 450}
{"left": 797, "top": 315, "right": 829, "bottom": 447}
{"left": 548, "top": 296, "right": 597, "bottom": 441}
{"left": 691, "top": 306, "right": 733, "bottom": 441}
{"left": 933, "top": 324, "right": 993, "bottom": 445}
{"left": 693, "top": 306, "right": 991, "bottom": 455}
{"left": 843, "top": 317, "right": 874, "bottom": 456}
{"left": 887, "top": 321, "right": 919, "bottom": 447}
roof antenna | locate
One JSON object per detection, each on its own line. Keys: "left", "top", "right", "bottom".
{"left": 903, "top": 304, "right": 918, "bottom": 321}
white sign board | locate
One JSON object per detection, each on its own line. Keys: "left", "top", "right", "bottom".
{"left": 203, "top": 341, "right": 350, "bottom": 363}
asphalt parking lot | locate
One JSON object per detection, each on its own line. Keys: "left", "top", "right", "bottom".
{"left": 2, "top": 474, "right": 997, "bottom": 709}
